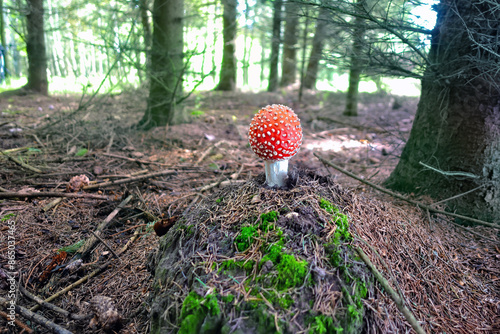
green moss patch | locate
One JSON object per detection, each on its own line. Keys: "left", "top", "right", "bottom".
{"left": 150, "top": 173, "right": 374, "bottom": 333}
{"left": 179, "top": 291, "right": 220, "bottom": 334}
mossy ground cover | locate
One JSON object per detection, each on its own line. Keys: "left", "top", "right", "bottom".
{"left": 149, "top": 171, "right": 373, "bottom": 333}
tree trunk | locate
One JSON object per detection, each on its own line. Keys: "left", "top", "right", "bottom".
{"left": 216, "top": 0, "right": 237, "bottom": 91}
{"left": 280, "top": 1, "right": 298, "bottom": 87}
{"left": 344, "top": 0, "right": 366, "bottom": 116}
{"left": 0, "top": 0, "right": 8, "bottom": 81}
{"left": 385, "top": 0, "right": 500, "bottom": 221}
{"left": 139, "top": 0, "right": 184, "bottom": 128}
{"left": 139, "top": 0, "right": 151, "bottom": 73}
{"left": 302, "top": 5, "right": 329, "bottom": 90}
{"left": 267, "top": 0, "right": 282, "bottom": 92}
{"left": 25, "top": 0, "right": 48, "bottom": 95}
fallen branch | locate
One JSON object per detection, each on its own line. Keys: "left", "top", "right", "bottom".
{"left": 0, "top": 309, "right": 33, "bottom": 333}
{"left": 83, "top": 169, "right": 177, "bottom": 190}
{"left": 355, "top": 247, "right": 426, "bottom": 334}
{"left": 31, "top": 227, "right": 142, "bottom": 312}
{"left": 0, "top": 151, "right": 43, "bottom": 173}
{"left": 102, "top": 152, "right": 169, "bottom": 166}
{"left": 0, "top": 191, "right": 109, "bottom": 200}
{"left": 314, "top": 153, "right": 500, "bottom": 230}
{"left": 0, "top": 296, "right": 73, "bottom": 334}
{"left": 19, "top": 284, "right": 89, "bottom": 321}
{"left": 73, "top": 194, "right": 134, "bottom": 260}
{"left": 30, "top": 262, "right": 110, "bottom": 313}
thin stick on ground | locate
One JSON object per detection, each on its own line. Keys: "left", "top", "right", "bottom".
{"left": 18, "top": 284, "right": 89, "bottom": 321}
{"left": 0, "top": 191, "right": 109, "bottom": 200}
{"left": 0, "top": 296, "right": 73, "bottom": 334}
{"left": 73, "top": 194, "right": 134, "bottom": 260}
{"left": 0, "top": 151, "right": 43, "bottom": 173}
{"left": 31, "top": 227, "right": 142, "bottom": 312}
{"left": 0, "top": 309, "right": 34, "bottom": 333}
{"left": 90, "top": 230, "right": 122, "bottom": 261}
{"left": 314, "top": 153, "right": 500, "bottom": 230}
{"left": 355, "top": 247, "right": 427, "bottom": 334}
{"left": 83, "top": 169, "right": 177, "bottom": 190}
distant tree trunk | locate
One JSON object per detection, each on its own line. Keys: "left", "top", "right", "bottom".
{"left": 0, "top": 0, "right": 8, "bottom": 79}
{"left": 298, "top": 6, "right": 309, "bottom": 102}
{"left": 302, "top": 5, "right": 329, "bottom": 90}
{"left": 280, "top": 1, "right": 298, "bottom": 87}
{"left": 344, "top": 0, "right": 366, "bottom": 116}
{"left": 25, "top": 0, "right": 48, "bottom": 95}
{"left": 260, "top": 29, "right": 266, "bottom": 85}
{"left": 385, "top": 0, "right": 500, "bottom": 221}
{"left": 242, "top": 0, "right": 251, "bottom": 86}
{"left": 216, "top": 0, "right": 237, "bottom": 91}
{"left": 137, "top": 0, "right": 152, "bottom": 81}
{"left": 267, "top": 0, "right": 282, "bottom": 92}
{"left": 139, "top": 0, "right": 184, "bottom": 128}
{"left": 139, "top": 0, "right": 151, "bottom": 71}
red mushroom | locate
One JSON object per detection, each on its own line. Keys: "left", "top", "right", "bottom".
{"left": 248, "top": 104, "right": 303, "bottom": 187}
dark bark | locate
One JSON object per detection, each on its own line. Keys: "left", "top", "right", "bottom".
{"left": 216, "top": 0, "right": 237, "bottom": 91}
{"left": 25, "top": 0, "right": 48, "bottom": 95}
{"left": 386, "top": 0, "right": 500, "bottom": 221}
{"left": 139, "top": 0, "right": 184, "bottom": 128}
{"left": 344, "top": 0, "right": 366, "bottom": 116}
{"left": 139, "top": 0, "right": 152, "bottom": 76}
{"left": 280, "top": 1, "right": 298, "bottom": 87}
{"left": 0, "top": 0, "right": 7, "bottom": 79}
{"left": 302, "top": 5, "right": 329, "bottom": 90}
{"left": 267, "top": 0, "right": 282, "bottom": 92}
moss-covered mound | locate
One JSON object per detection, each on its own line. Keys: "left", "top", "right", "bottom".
{"left": 149, "top": 171, "right": 373, "bottom": 333}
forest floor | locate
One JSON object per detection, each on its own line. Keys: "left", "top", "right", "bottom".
{"left": 0, "top": 88, "right": 498, "bottom": 333}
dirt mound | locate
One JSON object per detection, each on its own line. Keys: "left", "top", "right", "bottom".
{"left": 149, "top": 170, "right": 499, "bottom": 334}
{"left": 149, "top": 170, "right": 371, "bottom": 333}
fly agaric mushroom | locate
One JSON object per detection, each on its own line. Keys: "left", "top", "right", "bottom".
{"left": 248, "top": 104, "right": 303, "bottom": 187}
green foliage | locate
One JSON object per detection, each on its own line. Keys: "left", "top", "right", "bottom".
{"left": 57, "top": 240, "right": 85, "bottom": 254}
{"left": 261, "top": 241, "right": 284, "bottom": 264}
{"left": 319, "top": 198, "right": 352, "bottom": 243}
{"left": 216, "top": 197, "right": 224, "bottom": 203}
{"left": 260, "top": 239, "right": 308, "bottom": 291}
{"left": 27, "top": 148, "right": 42, "bottom": 153}
{"left": 347, "top": 304, "right": 360, "bottom": 322}
{"left": 219, "top": 259, "right": 255, "bottom": 273}
{"left": 234, "top": 211, "right": 279, "bottom": 252}
{"left": 308, "top": 314, "right": 345, "bottom": 334}
{"left": 1, "top": 213, "right": 16, "bottom": 222}
{"left": 179, "top": 291, "right": 220, "bottom": 334}
{"left": 275, "top": 254, "right": 308, "bottom": 290}
{"left": 190, "top": 110, "right": 205, "bottom": 117}
{"left": 325, "top": 243, "right": 342, "bottom": 267}
{"left": 75, "top": 148, "right": 88, "bottom": 156}
{"left": 235, "top": 226, "right": 258, "bottom": 252}
{"left": 221, "top": 294, "right": 235, "bottom": 304}
{"left": 208, "top": 163, "right": 219, "bottom": 170}
{"left": 259, "top": 211, "right": 279, "bottom": 233}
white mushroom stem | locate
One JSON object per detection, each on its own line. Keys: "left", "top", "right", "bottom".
{"left": 265, "top": 159, "right": 289, "bottom": 187}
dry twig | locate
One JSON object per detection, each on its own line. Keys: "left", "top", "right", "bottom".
{"left": 73, "top": 194, "right": 134, "bottom": 260}
{"left": 0, "top": 151, "right": 43, "bottom": 173}
{"left": 83, "top": 169, "right": 176, "bottom": 190}
{"left": 0, "top": 309, "right": 34, "bottom": 333}
{"left": 0, "top": 191, "right": 109, "bottom": 200}
{"left": 314, "top": 153, "right": 499, "bottom": 230}
{"left": 18, "top": 284, "right": 89, "bottom": 321}
{"left": 0, "top": 296, "right": 73, "bottom": 334}
{"left": 355, "top": 247, "right": 426, "bottom": 334}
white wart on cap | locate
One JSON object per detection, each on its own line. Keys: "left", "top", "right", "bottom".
{"left": 248, "top": 104, "right": 303, "bottom": 187}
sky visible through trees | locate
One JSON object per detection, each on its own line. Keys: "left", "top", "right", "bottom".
{"left": 0, "top": 0, "right": 438, "bottom": 96}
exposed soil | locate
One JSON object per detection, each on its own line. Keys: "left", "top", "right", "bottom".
{"left": 0, "top": 88, "right": 498, "bottom": 333}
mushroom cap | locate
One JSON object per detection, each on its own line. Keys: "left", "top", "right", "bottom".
{"left": 248, "top": 104, "right": 303, "bottom": 161}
